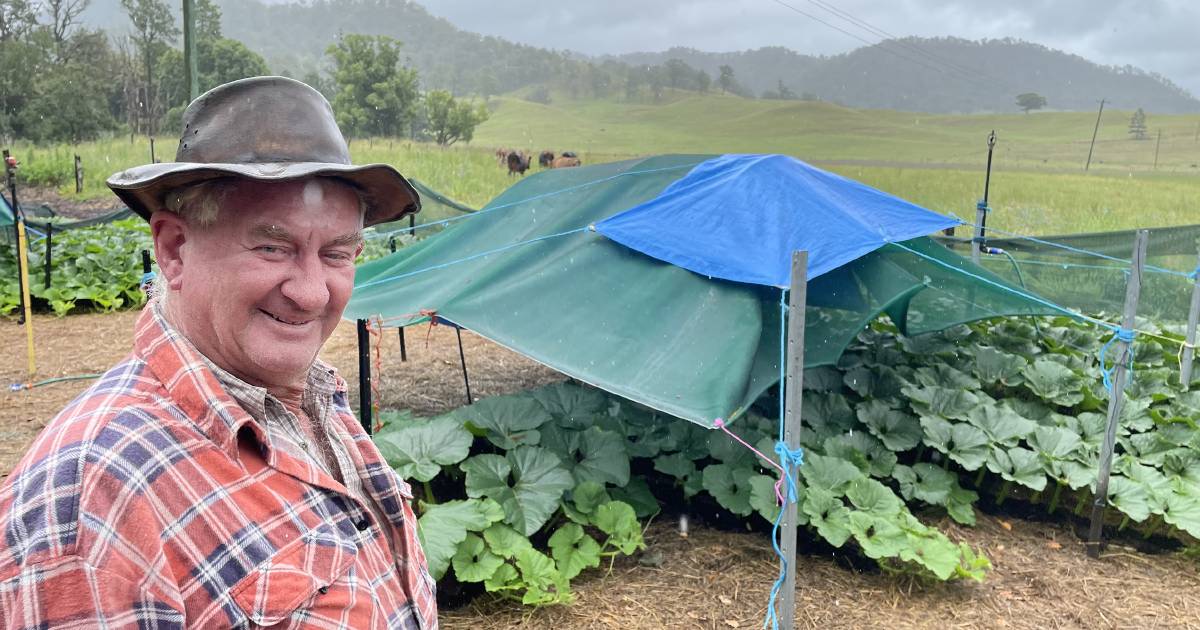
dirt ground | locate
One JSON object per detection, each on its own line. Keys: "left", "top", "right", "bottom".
{"left": 4, "top": 309, "right": 1200, "bottom": 629}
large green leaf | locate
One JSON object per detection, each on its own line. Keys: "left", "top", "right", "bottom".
{"left": 1105, "top": 475, "right": 1151, "bottom": 522}
{"left": 899, "top": 532, "right": 962, "bottom": 581}
{"left": 701, "top": 463, "right": 756, "bottom": 516}
{"left": 844, "top": 478, "right": 902, "bottom": 517}
{"left": 1125, "top": 462, "right": 1171, "bottom": 515}
{"left": 985, "top": 447, "right": 1047, "bottom": 491}
{"left": 971, "top": 346, "right": 1028, "bottom": 387}
{"left": 374, "top": 413, "right": 473, "bottom": 482}
{"left": 843, "top": 364, "right": 906, "bottom": 399}
{"left": 802, "top": 487, "right": 852, "bottom": 547}
{"left": 1163, "top": 490, "right": 1200, "bottom": 538}
{"left": 800, "top": 453, "right": 864, "bottom": 496}
{"left": 482, "top": 522, "right": 534, "bottom": 558}
{"left": 967, "top": 404, "right": 1037, "bottom": 448}
{"left": 452, "top": 533, "right": 505, "bottom": 583}
{"left": 892, "top": 463, "right": 977, "bottom": 525}
{"left": 823, "top": 432, "right": 897, "bottom": 478}
{"left": 848, "top": 512, "right": 908, "bottom": 559}
{"left": 749, "top": 474, "right": 787, "bottom": 524}
{"left": 459, "top": 394, "right": 552, "bottom": 449}
{"left": 857, "top": 400, "right": 923, "bottom": 452}
{"left": 514, "top": 547, "right": 572, "bottom": 606}
{"left": 547, "top": 523, "right": 601, "bottom": 580}
{"left": 913, "top": 364, "right": 980, "bottom": 390}
{"left": 571, "top": 426, "right": 630, "bottom": 487}
{"left": 1028, "top": 425, "right": 1083, "bottom": 460}
{"left": 417, "top": 498, "right": 505, "bottom": 580}
{"left": 529, "top": 382, "right": 607, "bottom": 428}
{"left": 461, "top": 446, "right": 575, "bottom": 535}
{"left": 903, "top": 385, "right": 981, "bottom": 421}
{"left": 593, "top": 500, "right": 644, "bottom": 554}
{"left": 1021, "top": 359, "right": 1085, "bottom": 407}
{"left": 920, "top": 416, "right": 989, "bottom": 471}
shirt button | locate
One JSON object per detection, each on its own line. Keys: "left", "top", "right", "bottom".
{"left": 355, "top": 518, "right": 370, "bottom": 531}
{"left": 318, "top": 586, "right": 329, "bottom": 595}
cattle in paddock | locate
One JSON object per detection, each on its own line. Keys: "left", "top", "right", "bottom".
{"left": 551, "top": 154, "right": 581, "bottom": 168}
{"left": 507, "top": 151, "right": 532, "bottom": 176}
{"left": 538, "top": 150, "right": 555, "bottom": 168}
{"left": 495, "top": 147, "right": 511, "bottom": 165}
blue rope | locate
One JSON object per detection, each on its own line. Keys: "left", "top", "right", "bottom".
{"left": 140, "top": 271, "right": 156, "bottom": 287}
{"left": 355, "top": 227, "right": 589, "bottom": 289}
{"left": 389, "top": 161, "right": 706, "bottom": 235}
{"left": 764, "top": 288, "right": 805, "bottom": 630}
{"left": 1190, "top": 266, "right": 1200, "bottom": 281}
{"left": 1099, "top": 328, "right": 1136, "bottom": 392}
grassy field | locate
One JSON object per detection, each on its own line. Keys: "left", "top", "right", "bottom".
{"left": 9, "top": 92, "right": 1200, "bottom": 236}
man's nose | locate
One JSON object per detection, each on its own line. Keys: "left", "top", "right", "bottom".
{"left": 280, "top": 253, "right": 330, "bottom": 312}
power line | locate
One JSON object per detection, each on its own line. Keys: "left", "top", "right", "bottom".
{"left": 766, "top": 0, "right": 967, "bottom": 83}
{"left": 801, "top": 0, "right": 1017, "bottom": 91}
{"left": 768, "top": 0, "right": 1000, "bottom": 93}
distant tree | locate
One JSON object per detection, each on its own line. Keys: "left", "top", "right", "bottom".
{"left": 326, "top": 33, "right": 419, "bottom": 138}
{"left": 664, "top": 58, "right": 690, "bottom": 89}
{"left": 424, "top": 89, "right": 487, "bottom": 146}
{"left": 525, "top": 84, "right": 551, "bottom": 105}
{"left": 1016, "top": 92, "right": 1047, "bottom": 113}
{"left": 194, "top": 0, "right": 221, "bottom": 43}
{"left": 762, "top": 79, "right": 797, "bottom": 100}
{"left": 696, "top": 69, "right": 711, "bottom": 94}
{"left": 717, "top": 65, "right": 735, "bottom": 94}
{"left": 1129, "top": 108, "right": 1148, "bottom": 140}
{"left": 0, "top": 0, "right": 38, "bottom": 42}
{"left": 19, "top": 62, "right": 114, "bottom": 142}
{"left": 42, "top": 0, "right": 91, "bottom": 59}
{"left": 121, "top": 0, "right": 179, "bottom": 135}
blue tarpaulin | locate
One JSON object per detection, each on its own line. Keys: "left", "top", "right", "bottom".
{"left": 594, "top": 154, "right": 961, "bottom": 287}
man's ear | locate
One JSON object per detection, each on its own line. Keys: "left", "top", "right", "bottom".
{"left": 149, "top": 210, "right": 188, "bottom": 291}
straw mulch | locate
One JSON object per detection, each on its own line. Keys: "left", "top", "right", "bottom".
{"left": 4, "top": 310, "right": 1200, "bottom": 628}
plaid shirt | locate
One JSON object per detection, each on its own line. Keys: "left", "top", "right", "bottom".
{"left": 0, "top": 304, "right": 438, "bottom": 629}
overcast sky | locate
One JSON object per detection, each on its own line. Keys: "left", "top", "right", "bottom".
{"left": 417, "top": 0, "right": 1200, "bottom": 97}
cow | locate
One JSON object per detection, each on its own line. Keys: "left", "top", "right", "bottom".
{"left": 495, "top": 147, "right": 511, "bottom": 165}
{"left": 551, "top": 152, "right": 581, "bottom": 169}
{"left": 538, "top": 150, "right": 555, "bottom": 168}
{"left": 507, "top": 151, "right": 531, "bottom": 176}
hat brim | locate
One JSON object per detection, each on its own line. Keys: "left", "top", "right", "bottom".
{"left": 106, "top": 161, "right": 421, "bottom": 227}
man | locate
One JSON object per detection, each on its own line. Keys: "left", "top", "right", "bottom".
{"left": 0, "top": 77, "right": 438, "bottom": 628}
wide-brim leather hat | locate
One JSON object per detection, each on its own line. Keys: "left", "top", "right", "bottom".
{"left": 107, "top": 76, "right": 420, "bottom": 227}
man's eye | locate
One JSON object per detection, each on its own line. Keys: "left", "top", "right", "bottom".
{"left": 256, "top": 245, "right": 284, "bottom": 254}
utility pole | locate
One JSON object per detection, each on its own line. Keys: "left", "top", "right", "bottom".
{"left": 1085, "top": 98, "right": 1105, "bottom": 172}
{"left": 183, "top": 0, "right": 199, "bottom": 101}
{"left": 1152, "top": 129, "right": 1161, "bottom": 170}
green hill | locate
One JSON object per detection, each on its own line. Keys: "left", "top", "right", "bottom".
{"left": 474, "top": 92, "right": 1200, "bottom": 173}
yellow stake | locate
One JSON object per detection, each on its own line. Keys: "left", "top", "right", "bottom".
{"left": 15, "top": 217, "right": 35, "bottom": 378}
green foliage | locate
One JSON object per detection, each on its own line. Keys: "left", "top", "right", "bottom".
{"left": 377, "top": 313, "right": 1200, "bottom": 609}
{"left": 374, "top": 413, "right": 472, "bottom": 482}
{"left": 0, "top": 218, "right": 152, "bottom": 316}
{"left": 327, "top": 33, "right": 420, "bottom": 138}
{"left": 1015, "top": 92, "right": 1047, "bottom": 113}
{"left": 424, "top": 89, "right": 489, "bottom": 146}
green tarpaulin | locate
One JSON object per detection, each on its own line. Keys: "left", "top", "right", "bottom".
{"left": 347, "top": 155, "right": 1049, "bottom": 426}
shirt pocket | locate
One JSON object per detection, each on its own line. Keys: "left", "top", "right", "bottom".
{"left": 230, "top": 524, "right": 358, "bottom": 626}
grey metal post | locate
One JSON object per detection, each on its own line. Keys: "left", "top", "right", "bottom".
{"left": 183, "top": 0, "right": 199, "bottom": 101}
{"left": 1181, "top": 250, "right": 1200, "bottom": 389}
{"left": 779, "top": 250, "right": 808, "bottom": 629}
{"left": 1087, "top": 230, "right": 1148, "bottom": 558}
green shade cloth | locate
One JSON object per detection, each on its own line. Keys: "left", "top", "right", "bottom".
{"left": 939, "top": 225, "right": 1200, "bottom": 324}
{"left": 347, "top": 155, "right": 1050, "bottom": 426}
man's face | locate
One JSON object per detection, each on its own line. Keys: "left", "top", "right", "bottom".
{"left": 156, "top": 178, "right": 364, "bottom": 390}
